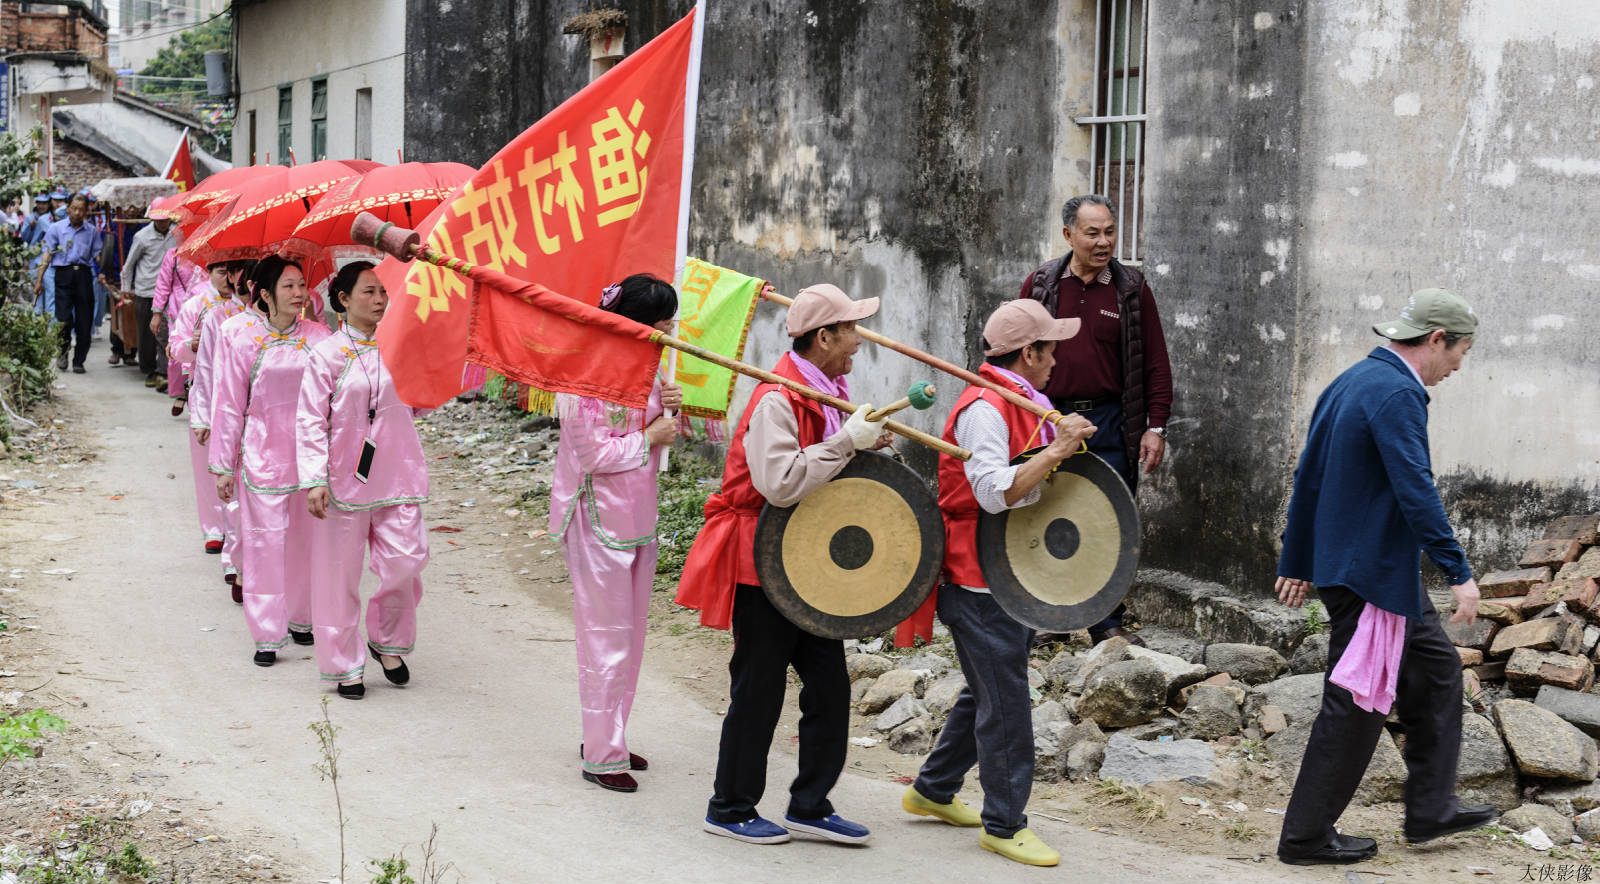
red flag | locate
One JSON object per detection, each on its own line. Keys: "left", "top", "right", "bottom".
{"left": 164, "top": 129, "right": 197, "bottom": 192}
{"left": 379, "top": 5, "right": 703, "bottom": 408}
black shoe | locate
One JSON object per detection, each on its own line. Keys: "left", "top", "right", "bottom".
{"left": 56, "top": 353, "right": 67, "bottom": 370}
{"left": 291, "top": 630, "right": 315, "bottom": 646}
{"left": 337, "top": 682, "right": 365, "bottom": 700}
{"left": 580, "top": 744, "right": 649, "bottom": 771}
{"left": 72, "top": 364, "right": 85, "bottom": 374}
{"left": 253, "top": 651, "right": 276, "bottom": 667}
{"left": 581, "top": 770, "right": 639, "bottom": 793}
{"left": 1278, "top": 832, "right": 1378, "bottom": 865}
{"left": 369, "top": 642, "right": 410, "bottom": 685}
{"left": 1088, "top": 625, "right": 1146, "bottom": 647}
{"left": 1404, "top": 805, "right": 1498, "bottom": 844}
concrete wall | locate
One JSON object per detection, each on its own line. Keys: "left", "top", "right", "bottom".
{"left": 404, "top": 0, "right": 1600, "bottom": 598}
{"left": 232, "top": 0, "right": 404, "bottom": 165}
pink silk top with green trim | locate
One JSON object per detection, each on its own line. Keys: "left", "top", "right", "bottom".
{"left": 549, "top": 376, "right": 664, "bottom": 549}
{"left": 296, "top": 324, "right": 429, "bottom": 511}
{"left": 207, "top": 314, "right": 330, "bottom": 494}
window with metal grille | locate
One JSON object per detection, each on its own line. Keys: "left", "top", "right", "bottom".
{"left": 276, "top": 84, "right": 292, "bottom": 165}
{"left": 310, "top": 77, "right": 328, "bottom": 161}
{"left": 1077, "top": 0, "right": 1148, "bottom": 263}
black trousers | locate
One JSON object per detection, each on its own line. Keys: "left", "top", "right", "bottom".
{"left": 1278, "top": 585, "right": 1463, "bottom": 856}
{"left": 53, "top": 266, "right": 94, "bottom": 367}
{"left": 913, "top": 586, "right": 1034, "bottom": 837}
{"left": 134, "top": 296, "right": 158, "bottom": 374}
{"left": 707, "top": 585, "right": 849, "bottom": 823}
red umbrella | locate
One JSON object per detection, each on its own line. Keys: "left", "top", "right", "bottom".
{"left": 172, "top": 165, "right": 282, "bottom": 235}
{"left": 283, "top": 162, "right": 474, "bottom": 260}
{"left": 147, "top": 192, "right": 186, "bottom": 220}
{"left": 179, "top": 160, "right": 380, "bottom": 266}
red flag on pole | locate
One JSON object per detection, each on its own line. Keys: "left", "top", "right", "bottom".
{"left": 378, "top": 4, "right": 704, "bottom": 408}
{"left": 163, "top": 129, "right": 197, "bottom": 192}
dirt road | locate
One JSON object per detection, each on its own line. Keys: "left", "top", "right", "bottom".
{"left": 1, "top": 367, "right": 1340, "bottom": 882}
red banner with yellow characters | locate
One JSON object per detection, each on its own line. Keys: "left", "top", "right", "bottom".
{"left": 379, "top": 6, "right": 703, "bottom": 409}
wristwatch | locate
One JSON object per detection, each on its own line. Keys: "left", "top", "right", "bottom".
{"left": 1147, "top": 427, "right": 1167, "bottom": 439}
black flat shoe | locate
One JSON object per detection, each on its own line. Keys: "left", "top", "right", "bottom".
{"left": 231, "top": 583, "right": 243, "bottom": 604}
{"left": 337, "top": 682, "right": 365, "bottom": 700}
{"left": 1405, "top": 805, "right": 1498, "bottom": 844}
{"left": 369, "top": 642, "right": 410, "bottom": 685}
{"left": 290, "top": 630, "right": 315, "bottom": 646}
{"left": 582, "top": 770, "right": 638, "bottom": 793}
{"left": 580, "top": 744, "right": 648, "bottom": 771}
{"left": 1279, "top": 833, "right": 1378, "bottom": 866}
{"left": 253, "top": 651, "right": 276, "bottom": 667}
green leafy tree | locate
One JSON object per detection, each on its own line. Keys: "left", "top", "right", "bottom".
{"left": 133, "top": 13, "right": 233, "bottom": 154}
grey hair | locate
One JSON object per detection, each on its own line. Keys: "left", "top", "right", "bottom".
{"left": 1062, "top": 194, "right": 1115, "bottom": 229}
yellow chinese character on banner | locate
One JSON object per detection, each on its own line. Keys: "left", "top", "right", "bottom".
{"left": 454, "top": 161, "right": 527, "bottom": 271}
{"left": 673, "top": 260, "right": 718, "bottom": 388}
{"left": 589, "top": 100, "right": 652, "bottom": 227}
{"left": 519, "top": 131, "right": 586, "bottom": 255}
{"left": 411, "top": 226, "right": 469, "bottom": 322}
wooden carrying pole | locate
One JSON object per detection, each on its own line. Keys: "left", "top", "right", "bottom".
{"left": 759, "top": 288, "right": 1070, "bottom": 430}
{"left": 351, "top": 214, "right": 970, "bottom": 461}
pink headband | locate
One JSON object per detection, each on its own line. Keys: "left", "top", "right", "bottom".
{"left": 600, "top": 283, "right": 622, "bottom": 308}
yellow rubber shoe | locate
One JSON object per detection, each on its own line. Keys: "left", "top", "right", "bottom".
{"left": 901, "top": 786, "right": 982, "bottom": 827}
{"left": 980, "top": 828, "right": 1060, "bottom": 867}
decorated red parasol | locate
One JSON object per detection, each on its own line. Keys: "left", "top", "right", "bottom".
{"left": 146, "top": 192, "right": 186, "bottom": 220}
{"left": 283, "top": 162, "right": 474, "bottom": 261}
{"left": 178, "top": 160, "right": 380, "bottom": 266}
{"left": 171, "top": 165, "right": 282, "bottom": 236}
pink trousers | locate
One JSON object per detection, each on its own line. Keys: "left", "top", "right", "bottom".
{"left": 309, "top": 504, "right": 427, "bottom": 683}
{"left": 221, "top": 496, "right": 239, "bottom": 578}
{"left": 238, "top": 486, "right": 313, "bottom": 650}
{"left": 562, "top": 513, "right": 656, "bottom": 774}
{"left": 187, "top": 432, "right": 225, "bottom": 543}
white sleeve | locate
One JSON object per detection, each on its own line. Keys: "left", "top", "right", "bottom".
{"left": 954, "top": 399, "right": 1040, "bottom": 515}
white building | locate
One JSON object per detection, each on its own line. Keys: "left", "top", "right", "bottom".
{"left": 230, "top": 0, "right": 404, "bottom": 167}
{"left": 109, "top": 0, "right": 228, "bottom": 71}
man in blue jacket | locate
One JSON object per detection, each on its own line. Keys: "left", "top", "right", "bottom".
{"left": 1274, "top": 288, "right": 1491, "bottom": 865}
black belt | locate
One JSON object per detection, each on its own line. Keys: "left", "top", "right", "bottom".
{"left": 1053, "top": 396, "right": 1113, "bottom": 413}
{"left": 54, "top": 263, "right": 89, "bottom": 271}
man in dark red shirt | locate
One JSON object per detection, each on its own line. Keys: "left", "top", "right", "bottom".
{"left": 1020, "top": 194, "right": 1173, "bottom": 645}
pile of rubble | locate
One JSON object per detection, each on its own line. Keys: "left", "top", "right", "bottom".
{"left": 842, "top": 515, "right": 1600, "bottom": 849}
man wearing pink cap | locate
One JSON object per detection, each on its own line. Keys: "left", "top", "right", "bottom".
{"left": 678, "top": 283, "right": 890, "bottom": 846}
{"left": 898, "top": 300, "right": 1095, "bottom": 866}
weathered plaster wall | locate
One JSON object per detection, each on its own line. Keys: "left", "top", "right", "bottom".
{"left": 1136, "top": 0, "right": 1310, "bottom": 590}
{"left": 1293, "top": 0, "right": 1600, "bottom": 575}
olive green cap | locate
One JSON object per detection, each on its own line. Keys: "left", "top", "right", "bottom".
{"left": 1373, "top": 288, "right": 1479, "bottom": 340}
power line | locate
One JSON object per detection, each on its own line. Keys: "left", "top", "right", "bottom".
{"left": 106, "top": 3, "right": 230, "bottom": 46}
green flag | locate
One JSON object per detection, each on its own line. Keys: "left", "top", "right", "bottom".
{"left": 673, "top": 257, "right": 764, "bottom": 420}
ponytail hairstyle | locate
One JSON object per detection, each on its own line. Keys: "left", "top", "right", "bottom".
{"left": 328, "top": 260, "right": 376, "bottom": 314}
{"left": 602, "top": 273, "right": 678, "bottom": 326}
{"left": 248, "top": 255, "right": 303, "bottom": 314}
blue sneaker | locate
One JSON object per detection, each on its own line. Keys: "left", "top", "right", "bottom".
{"left": 702, "top": 816, "right": 791, "bottom": 844}
{"left": 783, "top": 813, "right": 871, "bottom": 844}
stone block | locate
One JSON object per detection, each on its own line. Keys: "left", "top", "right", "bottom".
{"left": 1482, "top": 567, "right": 1555, "bottom": 598}
{"left": 1445, "top": 618, "right": 1499, "bottom": 651}
{"left": 1122, "top": 570, "right": 1304, "bottom": 652}
{"left": 1178, "top": 684, "right": 1242, "bottom": 741}
{"left": 846, "top": 653, "right": 895, "bottom": 681}
{"left": 1249, "top": 673, "right": 1325, "bottom": 727}
{"left": 1126, "top": 645, "right": 1209, "bottom": 699}
{"left": 1522, "top": 539, "right": 1585, "bottom": 569}
{"left": 1289, "top": 633, "right": 1330, "bottom": 674}
{"left": 924, "top": 673, "right": 967, "bottom": 716}
{"left": 1041, "top": 650, "right": 1082, "bottom": 692}
{"left": 1179, "top": 672, "right": 1233, "bottom": 705}
{"left": 1489, "top": 615, "right": 1584, "bottom": 659}
{"left": 1479, "top": 597, "right": 1526, "bottom": 625}
{"left": 1457, "top": 712, "right": 1520, "bottom": 810}
{"left": 1077, "top": 659, "right": 1167, "bottom": 728}
{"left": 858, "top": 668, "right": 927, "bottom": 713}
{"left": 1537, "top": 782, "right": 1600, "bottom": 816}
{"left": 876, "top": 694, "right": 929, "bottom": 732}
{"left": 1558, "top": 549, "right": 1600, "bottom": 582}
{"left": 1535, "top": 685, "right": 1600, "bottom": 738}
{"left": 1506, "top": 648, "right": 1594, "bottom": 692}
{"left": 1562, "top": 579, "right": 1600, "bottom": 611}
{"left": 1202, "top": 643, "right": 1287, "bottom": 684}
{"left": 1265, "top": 720, "right": 1405, "bottom": 805}
{"left": 1502, "top": 804, "right": 1576, "bottom": 845}
{"left": 889, "top": 716, "right": 936, "bottom": 755}
{"left": 1576, "top": 808, "right": 1600, "bottom": 840}
{"left": 1522, "top": 582, "right": 1570, "bottom": 616}
{"left": 1066, "top": 739, "right": 1106, "bottom": 779}
{"left": 1098, "top": 733, "right": 1219, "bottom": 787}
{"left": 1257, "top": 704, "right": 1288, "bottom": 736}
{"left": 1543, "top": 514, "right": 1600, "bottom": 546}
{"left": 1471, "top": 661, "right": 1508, "bottom": 683}
{"left": 1494, "top": 698, "right": 1600, "bottom": 782}
{"left": 1458, "top": 647, "right": 1484, "bottom": 667}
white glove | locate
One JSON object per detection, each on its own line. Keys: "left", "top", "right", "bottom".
{"left": 843, "top": 403, "right": 886, "bottom": 450}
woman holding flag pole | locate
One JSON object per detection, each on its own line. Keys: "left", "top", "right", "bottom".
{"left": 297, "top": 262, "right": 431, "bottom": 700}
{"left": 209, "top": 256, "right": 330, "bottom": 666}
{"left": 550, "top": 273, "right": 683, "bottom": 792}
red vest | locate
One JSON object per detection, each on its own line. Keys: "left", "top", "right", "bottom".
{"left": 674, "top": 353, "right": 826, "bottom": 630}
{"left": 895, "top": 364, "right": 1042, "bottom": 646}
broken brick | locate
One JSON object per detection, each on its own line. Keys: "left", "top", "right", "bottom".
{"left": 1458, "top": 647, "right": 1485, "bottom": 667}
{"left": 1523, "top": 539, "right": 1585, "bottom": 569}
{"left": 1489, "top": 614, "right": 1585, "bottom": 659}
{"left": 1562, "top": 578, "right": 1600, "bottom": 611}
{"left": 1523, "top": 582, "right": 1570, "bottom": 615}
{"left": 1445, "top": 617, "right": 1499, "bottom": 651}
{"left": 1257, "top": 704, "right": 1287, "bottom": 736}
{"left": 1558, "top": 549, "right": 1600, "bottom": 582}
{"left": 1471, "top": 661, "right": 1507, "bottom": 682}
{"left": 1543, "top": 514, "right": 1600, "bottom": 546}
{"left": 1479, "top": 597, "right": 1526, "bottom": 625}
{"left": 1178, "top": 672, "right": 1232, "bottom": 705}
{"left": 1507, "top": 647, "right": 1594, "bottom": 692}
{"left": 1481, "top": 567, "right": 1555, "bottom": 598}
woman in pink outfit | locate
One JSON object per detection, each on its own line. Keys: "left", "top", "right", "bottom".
{"left": 550, "top": 274, "right": 682, "bottom": 793}
{"left": 184, "top": 261, "right": 255, "bottom": 598}
{"left": 297, "top": 262, "right": 429, "bottom": 700}
{"left": 152, "top": 248, "right": 205, "bottom": 403}
{"left": 208, "top": 256, "right": 330, "bottom": 666}
{"left": 166, "top": 261, "right": 235, "bottom": 556}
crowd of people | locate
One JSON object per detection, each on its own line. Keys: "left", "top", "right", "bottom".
{"left": 13, "top": 177, "right": 1494, "bottom": 870}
